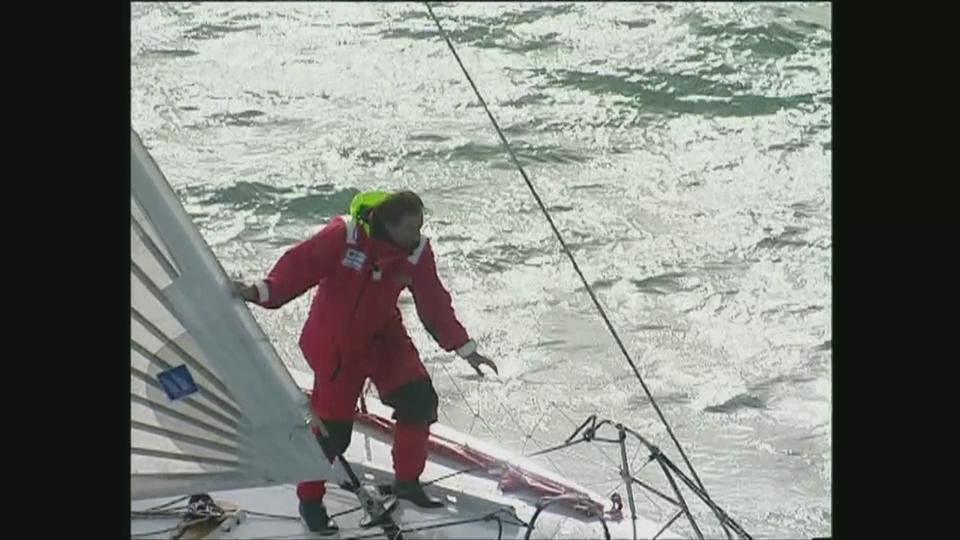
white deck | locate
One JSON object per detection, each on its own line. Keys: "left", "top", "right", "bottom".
{"left": 133, "top": 395, "right": 682, "bottom": 539}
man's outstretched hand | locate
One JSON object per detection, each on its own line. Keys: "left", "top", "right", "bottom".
{"left": 232, "top": 281, "right": 259, "bottom": 303}
{"left": 466, "top": 352, "right": 498, "bottom": 377}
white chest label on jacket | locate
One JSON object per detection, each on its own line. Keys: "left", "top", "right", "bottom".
{"left": 342, "top": 248, "right": 366, "bottom": 271}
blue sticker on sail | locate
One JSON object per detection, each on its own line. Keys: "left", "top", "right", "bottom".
{"left": 158, "top": 365, "right": 199, "bottom": 401}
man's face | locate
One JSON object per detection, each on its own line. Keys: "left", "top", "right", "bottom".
{"left": 384, "top": 211, "right": 423, "bottom": 250}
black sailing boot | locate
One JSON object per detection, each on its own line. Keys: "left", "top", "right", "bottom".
{"left": 392, "top": 480, "right": 444, "bottom": 509}
{"left": 299, "top": 500, "right": 339, "bottom": 535}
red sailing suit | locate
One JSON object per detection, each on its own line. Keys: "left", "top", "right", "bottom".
{"left": 253, "top": 214, "right": 476, "bottom": 501}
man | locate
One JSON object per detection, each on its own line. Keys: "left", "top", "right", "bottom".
{"left": 233, "top": 190, "right": 498, "bottom": 533}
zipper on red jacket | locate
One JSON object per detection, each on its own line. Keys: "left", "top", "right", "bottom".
{"left": 347, "top": 262, "right": 375, "bottom": 328}
{"left": 330, "top": 259, "right": 376, "bottom": 382}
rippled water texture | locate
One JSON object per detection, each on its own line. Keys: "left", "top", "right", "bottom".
{"left": 132, "top": 3, "right": 831, "bottom": 537}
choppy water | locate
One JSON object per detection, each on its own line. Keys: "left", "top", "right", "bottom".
{"left": 132, "top": 2, "right": 831, "bottom": 538}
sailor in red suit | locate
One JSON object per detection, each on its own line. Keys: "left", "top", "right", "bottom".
{"left": 234, "top": 190, "right": 498, "bottom": 533}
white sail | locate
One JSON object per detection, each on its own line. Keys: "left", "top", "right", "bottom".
{"left": 130, "top": 128, "right": 340, "bottom": 500}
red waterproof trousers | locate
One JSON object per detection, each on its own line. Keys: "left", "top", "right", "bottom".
{"left": 296, "top": 319, "right": 435, "bottom": 502}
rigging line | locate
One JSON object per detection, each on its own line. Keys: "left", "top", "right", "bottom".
{"left": 440, "top": 361, "right": 503, "bottom": 443}
{"left": 516, "top": 412, "right": 618, "bottom": 479}
{"left": 523, "top": 396, "right": 554, "bottom": 454}
{"left": 605, "top": 481, "right": 625, "bottom": 502}
{"left": 555, "top": 406, "right": 621, "bottom": 473}
{"left": 439, "top": 362, "right": 488, "bottom": 438}
{"left": 423, "top": 433, "right": 616, "bottom": 487}
{"left": 527, "top": 403, "right": 602, "bottom": 470}
{"left": 138, "top": 495, "right": 191, "bottom": 513}
{"left": 438, "top": 361, "right": 479, "bottom": 419}
{"left": 629, "top": 437, "right": 646, "bottom": 472}
{"left": 239, "top": 510, "right": 300, "bottom": 521}
{"left": 493, "top": 398, "right": 565, "bottom": 477}
{"left": 524, "top": 432, "right": 624, "bottom": 477}
{"left": 637, "top": 478, "right": 665, "bottom": 515}
{"left": 439, "top": 403, "right": 457, "bottom": 426}
{"left": 582, "top": 477, "right": 623, "bottom": 489}
{"left": 445, "top": 380, "right": 569, "bottom": 473}
{"left": 555, "top": 407, "right": 620, "bottom": 469}
{"left": 131, "top": 509, "right": 191, "bottom": 519}
{"left": 468, "top": 412, "right": 479, "bottom": 436}
{"left": 342, "top": 510, "right": 518, "bottom": 540}
{"left": 653, "top": 511, "right": 686, "bottom": 540}
{"left": 367, "top": 508, "right": 525, "bottom": 529}
{"left": 473, "top": 402, "right": 501, "bottom": 443}
{"left": 133, "top": 517, "right": 219, "bottom": 539}
{"left": 138, "top": 504, "right": 364, "bottom": 528}
{"left": 521, "top": 407, "right": 548, "bottom": 455}
{"left": 422, "top": 0, "right": 710, "bottom": 498}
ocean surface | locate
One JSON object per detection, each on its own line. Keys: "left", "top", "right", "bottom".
{"left": 132, "top": 2, "right": 831, "bottom": 538}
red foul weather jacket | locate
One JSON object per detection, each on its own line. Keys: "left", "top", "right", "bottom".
{"left": 252, "top": 215, "right": 477, "bottom": 373}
